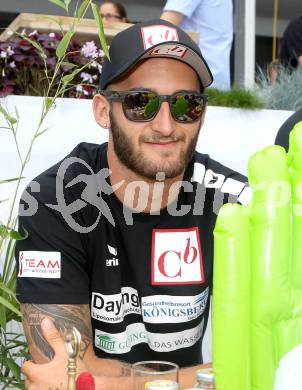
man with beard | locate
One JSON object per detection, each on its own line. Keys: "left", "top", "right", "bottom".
{"left": 16, "top": 19, "right": 248, "bottom": 389}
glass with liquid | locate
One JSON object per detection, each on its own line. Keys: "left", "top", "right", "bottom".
{"left": 132, "top": 361, "right": 179, "bottom": 390}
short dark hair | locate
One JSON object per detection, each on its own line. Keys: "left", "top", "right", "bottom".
{"left": 100, "top": 1, "right": 127, "bottom": 19}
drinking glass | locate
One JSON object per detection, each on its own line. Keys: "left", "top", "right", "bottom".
{"left": 132, "top": 360, "right": 179, "bottom": 390}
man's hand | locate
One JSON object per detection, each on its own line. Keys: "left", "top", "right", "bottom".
{"left": 23, "top": 317, "right": 86, "bottom": 390}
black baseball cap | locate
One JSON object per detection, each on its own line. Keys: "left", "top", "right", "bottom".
{"left": 100, "top": 19, "right": 213, "bottom": 89}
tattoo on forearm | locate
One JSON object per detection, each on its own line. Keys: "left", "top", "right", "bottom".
{"left": 21, "top": 304, "right": 92, "bottom": 361}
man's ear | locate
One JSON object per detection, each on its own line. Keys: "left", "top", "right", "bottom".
{"left": 92, "top": 93, "right": 111, "bottom": 128}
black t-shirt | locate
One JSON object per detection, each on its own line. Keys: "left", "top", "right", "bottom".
{"left": 15, "top": 142, "right": 248, "bottom": 367}
{"left": 279, "top": 16, "right": 302, "bottom": 69}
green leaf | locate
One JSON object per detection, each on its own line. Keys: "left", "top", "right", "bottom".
{"left": 0, "top": 105, "right": 17, "bottom": 126}
{"left": 9, "top": 227, "right": 29, "bottom": 241}
{"left": 0, "top": 225, "right": 9, "bottom": 239}
{"left": 48, "top": 0, "right": 66, "bottom": 11}
{"left": 77, "top": 0, "right": 91, "bottom": 19}
{"left": 61, "top": 61, "right": 77, "bottom": 68}
{"left": 44, "top": 97, "right": 54, "bottom": 112}
{"left": 0, "top": 177, "right": 25, "bottom": 185}
{"left": 19, "top": 35, "right": 46, "bottom": 59}
{"left": 0, "top": 296, "right": 21, "bottom": 317}
{"left": 36, "top": 127, "right": 51, "bottom": 138}
{"left": 0, "top": 282, "right": 17, "bottom": 299}
{"left": 62, "top": 67, "right": 82, "bottom": 84}
{"left": 91, "top": 2, "right": 110, "bottom": 60}
{"left": 56, "top": 30, "right": 74, "bottom": 60}
{"left": 64, "top": 0, "right": 71, "bottom": 12}
{"left": 0, "top": 305, "right": 6, "bottom": 327}
{"left": 3, "top": 356, "right": 21, "bottom": 380}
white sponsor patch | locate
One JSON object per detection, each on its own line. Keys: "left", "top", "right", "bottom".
{"left": 221, "top": 177, "right": 246, "bottom": 195}
{"left": 18, "top": 251, "right": 61, "bottom": 278}
{"left": 141, "top": 25, "right": 179, "bottom": 50}
{"left": 142, "top": 288, "right": 209, "bottom": 324}
{"left": 191, "top": 162, "right": 206, "bottom": 184}
{"left": 238, "top": 186, "right": 253, "bottom": 205}
{"left": 152, "top": 227, "right": 204, "bottom": 285}
{"left": 95, "top": 320, "right": 204, "bottom": 354}
{"left": 204, "top": 169, "right": 225, "bottom": 189}
{"left": 91, "top": 287, "right": 141, "bottom": 323}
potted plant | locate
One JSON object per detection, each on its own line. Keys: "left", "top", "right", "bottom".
{"left": 0, "top": 1, "right": 109, "bottom": 387}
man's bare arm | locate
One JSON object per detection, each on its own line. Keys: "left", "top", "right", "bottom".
{"left": 21, "top": 307, "right": 210, "bottom": 389}
{"left": 21, "top": 304, "right": 93, "bottom": 363}
{"left": 21, "top": 303, "right": 131, "bottom": 377}
{"left": 160, "top": 10, "right": 184, "bottom": 25}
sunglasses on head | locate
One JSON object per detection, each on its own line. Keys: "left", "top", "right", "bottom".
{"left": 100, "top": 90, "right": 208, "bottom": 123}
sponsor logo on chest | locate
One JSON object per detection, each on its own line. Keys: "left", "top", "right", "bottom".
{"left": 94, "top": 320, "right": 204, "bottom": 354}
{"left": 151, "top": 227, "right": 205, "bottom": 285}
{"left": 18, "top": 251, "right": 61, "bottom": 278}
{"left": 91, "top": 286, "right": 208, "bottom": 325}
{"left": 91, "top": 287, "right": 141, "bottom": 323}
{"left": 142, "top": 287, "right": 209, "bottom": 324}
{"left": 106, "top": 245, "right": 119, "bottom": 267}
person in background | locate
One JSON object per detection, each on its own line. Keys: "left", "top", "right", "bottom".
{"left": 100, "top": 1, "right": 128, "bottom": 23}
{"left": 161, "top": 0, "right": 233, "bottom": 90}
{"left": 279, "top": 16, "right": 302, "bottom": 70}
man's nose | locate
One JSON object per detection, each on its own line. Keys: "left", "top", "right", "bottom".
{"left": 150, "top": 101, "right": 176, "bottom": 136}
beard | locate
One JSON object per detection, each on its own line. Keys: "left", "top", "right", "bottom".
{"left": 109, "top": 111, "right": 200, "bottom": 179}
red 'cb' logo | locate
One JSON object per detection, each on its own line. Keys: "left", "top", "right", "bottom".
{"left": 151, "top": 227, "right": 205, "bottom": 285}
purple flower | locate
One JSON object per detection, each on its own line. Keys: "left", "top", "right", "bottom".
{"left": 1, "top": 30, "right": 104, "bottom": 98}
{"left": 29, "top": 30, "right": 38, "bottom": 37}
{"left": 81, "top": 41, "right": 98, "bottom": 58}
{"left": 80, "top": 71, "right": 93, "bottom": 83}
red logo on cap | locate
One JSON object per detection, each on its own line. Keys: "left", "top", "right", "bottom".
{"left": 141, "top": 25, "right": 179, "bottom": 50}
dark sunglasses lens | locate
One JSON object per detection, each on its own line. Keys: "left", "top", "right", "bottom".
{"left": 171, "top": 93, "right": 205, "bottom": 122}
{"left": 123, "top": 92, "right": 159, "bottom": 121}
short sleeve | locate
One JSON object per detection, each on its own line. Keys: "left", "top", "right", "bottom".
{"left": 15, "top": 174, "right": 90, "bottom": 305}
{"left": 163, "top": 0, "right": 201, "bottom": 19}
